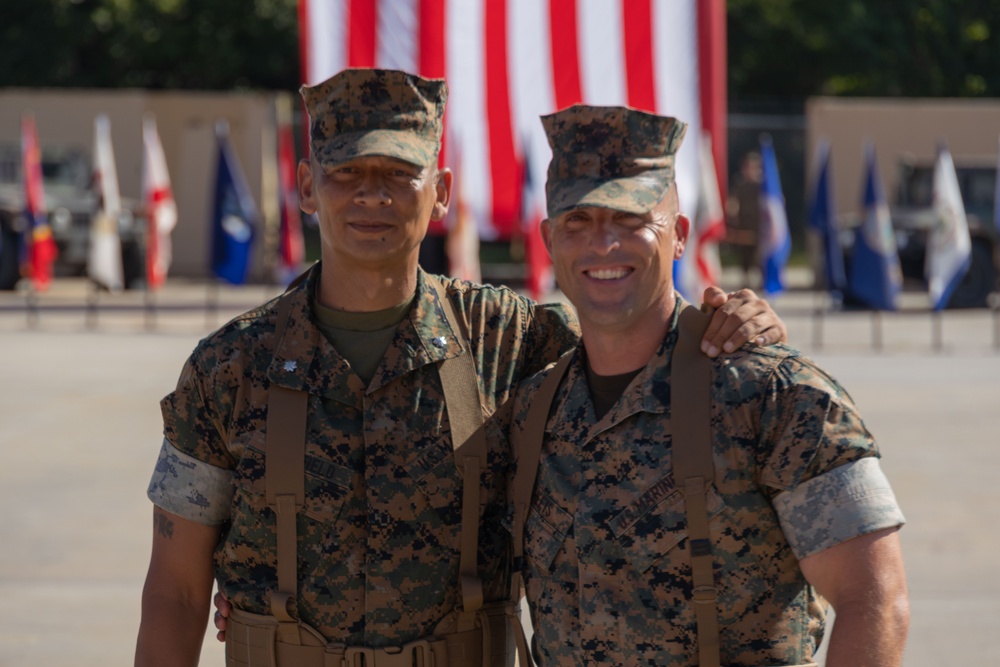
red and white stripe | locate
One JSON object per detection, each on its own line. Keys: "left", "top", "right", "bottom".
{"left": 300, "top": 0, "right": 726, "bottom": 241}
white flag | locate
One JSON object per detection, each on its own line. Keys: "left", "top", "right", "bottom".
{"left": 926, "top": 145, "right": 972, "bottom": 310}
{"left": 88, "top": 114, "right": 124, "bottom": 291}
{"left": 142, "top": 114, "right": 177, "bottom": 289}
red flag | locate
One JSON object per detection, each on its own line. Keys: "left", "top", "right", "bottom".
{"left": 21, "top": 114, "right": 58, "bottom": 291}
{"left": 142, "top": 115, "right": 177, "bottom": 290}
{"left": 276, "top": 101, "right": 305, "bottom": 284}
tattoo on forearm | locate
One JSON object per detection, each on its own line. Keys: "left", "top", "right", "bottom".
{"left": 155, "top": 512, "right": 175, "bottom": 539}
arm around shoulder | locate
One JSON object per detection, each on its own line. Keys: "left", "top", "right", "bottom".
{"left": 135, "top": 506, "right": 221, "bottom": 667}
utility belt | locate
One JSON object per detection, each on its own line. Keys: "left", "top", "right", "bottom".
{"left": 225, "top": 602, "right": 518, "bottom": 667}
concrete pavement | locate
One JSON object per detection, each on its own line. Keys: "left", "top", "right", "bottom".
{"left": 0, "top": 277, "right": 998, "bottom": 665}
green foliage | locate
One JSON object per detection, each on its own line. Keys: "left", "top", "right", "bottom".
{"left": 728, "top": 0, "right": 1000, "bottom": 98}
{"left": 0, "top": 0, "right": 300, "bottom": 90}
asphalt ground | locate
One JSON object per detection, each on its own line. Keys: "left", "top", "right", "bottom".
{"left": 1, "top": 273, "right": 998, "bottom": 666}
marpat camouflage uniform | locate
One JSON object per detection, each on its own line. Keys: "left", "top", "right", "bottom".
{"left": 149, "top": 265, "right": 578, "bottom": 647}
{"left": 508, "top": 302, "right": 905, "bottom": 666}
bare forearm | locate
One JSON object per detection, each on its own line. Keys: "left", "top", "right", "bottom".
{"left": 135, "top": 590, "right": 211, "bottom": 667}
{"left": 824, "top": 595, "right": 910, "bottom": 667}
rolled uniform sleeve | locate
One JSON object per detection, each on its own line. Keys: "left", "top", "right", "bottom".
{"left": 147, "top": 438, "right": 235, "bottom": 525}
{"left": 149, "top": 348, "right": 237, "bottom": 524}
{"left": 773, "top": 457, "right": 905, "bottom": 559}
{"left": 758, "top": 355, "right": 905, "bottom": 559}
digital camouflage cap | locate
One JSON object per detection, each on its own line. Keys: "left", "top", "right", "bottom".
{"left": 542, "top": 105, "right": 687, "bottom": 217}
{"left": 300, "top": 68, "right": 447, "bottom": 168}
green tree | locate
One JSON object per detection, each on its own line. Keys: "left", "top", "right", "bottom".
{"left": 728, "top": 0, "right": 1000, "bottom": 98}
{"left": 0, "top": 0, "right": 299, "bottom": 90}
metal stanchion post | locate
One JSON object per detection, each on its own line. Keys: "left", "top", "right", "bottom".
{"left": 86, "top": 282, "right": 99, "bottom": 330}
{"left": 932, "top": 310, "right": 943, "bottom": 353}
{"left": 811, "top": 290, "right": 824, "bottom": 352}
{"left": 872, "top": 310, "right": 883, "bottom": 352}
{"left": 144, "top": 286, "right": 156, "bottom": 331}
{"left": 993, "top": 304, "right": 999, "bottom": 352}
{"left": 206, "top": 280, "right": 219, "bottom": 330}
{"left": 26, "top": 287, "right": 39, "bottom": 329}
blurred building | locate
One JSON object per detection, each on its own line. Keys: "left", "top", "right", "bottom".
{"left": 0, "top": 89, "right": 296, "bottom": 281}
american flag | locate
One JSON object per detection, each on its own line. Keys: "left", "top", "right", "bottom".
{"left": 298, "top": 0, "right": 726, "bottom": 242}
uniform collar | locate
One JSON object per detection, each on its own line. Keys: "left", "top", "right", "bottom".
{"left": 266, "top": 265, "right": 465, "bottom": 401}
{"left": 367, "top": 268, "right": 465, "bottom": 393}
{"left": 563, "top": 295, "right": 688, "bottom": 435}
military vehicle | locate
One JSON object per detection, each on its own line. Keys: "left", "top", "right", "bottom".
{"left": 0, "top": 144, "right": 144, "bottom": 290}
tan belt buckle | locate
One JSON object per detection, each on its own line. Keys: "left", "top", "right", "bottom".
{"left": 342, "top": 639, "right": 433, "bottom": 667}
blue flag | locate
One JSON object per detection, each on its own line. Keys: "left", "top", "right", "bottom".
{"left": 211, "top": 122, "right": 258, "bottom": 285}
{"left": 807, "top": 141, "right": 847, "bottom": 301}
{"left": 758, "top": 135, "right": 791, "bottom": 295}
{"left": 848, "top": 143, "right": 901, "bottom": 311}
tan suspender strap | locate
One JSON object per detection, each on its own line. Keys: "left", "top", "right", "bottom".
{"left": 509, "top": 352, "right": 573, "bottom": 595}
{"left": 508, "top": 351, "right": 573, "bottom": 667}
{"left": 671, "top": 303, "right": 720, "bottom": 667}
{"left": 265, "top": 291, "right": 309, "bottom": 641}
{"left": 427, "top": 276, "right": 487, "bottom": 632}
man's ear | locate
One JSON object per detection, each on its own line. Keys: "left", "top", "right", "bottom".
{"left": 430, "top": 168, "right": 453, "bottom": 222}
{"left": 540, "top": 218, "right": 554, "bottom": 257}
{"left": 298, "top": 159, "right": 316, "bottom": 214}
{"left": 674, "top": 214, "right": 691, "bottom": 259}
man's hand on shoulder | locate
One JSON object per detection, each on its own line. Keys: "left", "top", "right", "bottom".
{"left": 700, "top": 286, "right": 788, "bottom": 357}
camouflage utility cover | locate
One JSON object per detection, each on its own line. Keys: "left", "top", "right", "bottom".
{"left": 508, "top": 302, "right": 905, "bottom": 666}
{"left": 542, "top": 105, "right": 687, "bottom": 217}
{"left": 301, "top": 68, "right": 447, "bottom": 168}
{"left": 152, "top": 265, "right": 578, "bottom": 647}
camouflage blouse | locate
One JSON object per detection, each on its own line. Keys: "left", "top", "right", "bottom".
{"left": 149, "top": 265, "right": 578, "bottom": 647}
{"left": 509, "top": 304, "right": 904, "bottom": 667}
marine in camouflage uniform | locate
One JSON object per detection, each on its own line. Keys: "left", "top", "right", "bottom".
{"left": 507, "top": 106, "right": 908, "bottom": 666}
{"left": 140, "top": 69, "right": 576, "bottom": 660}
{"left": 151, "top": 264, "right": 576, "bottom": 645}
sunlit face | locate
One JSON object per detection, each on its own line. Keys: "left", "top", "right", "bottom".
{"left": 541, "top": 189, "right": 689, "bottom": 334}
{"left": 298, "top": 154, "right": 451, "bottom": 271}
